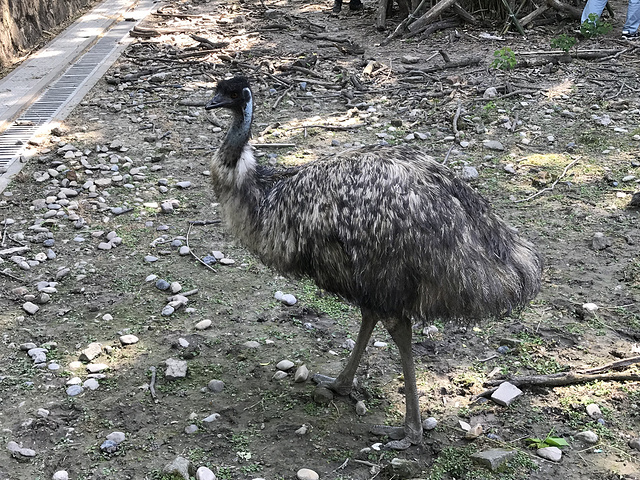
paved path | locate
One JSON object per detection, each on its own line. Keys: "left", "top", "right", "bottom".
{"left": 0, "top": 0, "right": 156, "bottom": 192}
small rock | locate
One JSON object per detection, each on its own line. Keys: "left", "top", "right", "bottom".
{"left": 120, "top": 334, "right": 139, "bottom": 345}
{"left": 296, "top": 468, "right": 319, "bottom": 480}
{"left": 195, "top": 319, "right": 212, "bottom": 330}
{"left": 22, "top": 302, "right": 39, "bottom": 315}
{"left": 582, "top": 302, "right": 599, "bottom": 313}
{"left": 422, "top": 417, "right": 438, "bottom": 430}
{"left": 83, "top": 378, "right": 99, "bottom": 390}
{"left": 163, "top": 456, "right": 195, "bottom": 480}
{"left": 79, "top": 342, "right": 102, "bottom": 362}
{"left": 207, "top": 379, "right": 225, "bottom": 393}
{"left": 586, "top": 403, "right": 602, "bottom": 419}
{"left": 52, "top": 471, "right": 69, "bottom": 480}
{"left": 628, "top": 438, "right": 640, "bottom": 451}
{"left": 355, "top": 400, "right": 367, "bottom": 415}
{"left": 86, "top": 363, "right": 108, "bottom": 373}
{"left": 591, "top": 232, "right": 611, "bottom": 250}
{"left": 294, "top": 364, "right": 309, "bottom": 382}
{"left": 483, "top": 87, "right": 498, "bottom": 98}
{"left": 471, "top": 449, "right": 516, "bottom": 471}
{"left": 277, "top": 359, "right": 295, "bottom": 371}
{"left": 388, "top": 458, "right": 421, "bottom": 477}
{"left": 195, "top": 466, "right": 216, "bottom": 480}
{"left": 295, "top": 424, "right": 308, "bottom": 435}
{"left": 313, "top": 386, "right": 334, "bottom": 404}
{"left": 373, "top": 341, "right": 388, "bottom": 348}
{"left": 491, "top": 381, "right": 523, "bottom": 406}
{"left": 170, "top": 281, "right": 182, "bottom": 293}
{"left": 179, "top": 246, "right": 191, "bottom": 255}
{"left": 37, "top": 408, "right": 50, "bottom": 418}
{"left": 106, "top": 432, "right": 126, "bottom": 444}
{"left": 243, "top": 340, "right": 260, "bottom": 349}
{"left": 575, "top": 431, "right": 598, "bottom": 444}
{"left": 483, "top": 139, "right": 505, "bottom": 151}
{"left": 460, "top": 166, "right": 479, "bottom": 181}
{"left": 165, "top": 358, "right": 188, "bottom": 380}
{"left": 203, "top": 413, "right": 221, "bottom": 423}
{"left": 162, "top": 305, "right": 175, "bottom": 316}
{"left": 537, "top": 446, "right": 562, "bottom": 462}
{"left": 66, "top": 385, "right": 84, "bottom": 396}
{"left": 273, "top": 370, "right": 288, "bottom": 380}
{"left": 184, "top": 424, "right": 199, "bottom": 434}
{"left": 155, "top": 279, "right": 170, "bottom": 291}
{"left": 100, "top": 440, "right": 118, "bottom": 453}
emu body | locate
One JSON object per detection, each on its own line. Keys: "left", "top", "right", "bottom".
{"left": 206, "top": 76, "right": 542, "bottom": 449}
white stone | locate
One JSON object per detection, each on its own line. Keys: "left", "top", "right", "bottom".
{"left": 106, "top": 432, "right": 126, "bottom": 444}
{"left": 165, "top": 358, "right": 188, "bottom": 379}
{"left": 297, "top": 469, "right": 319, "bottom": 480}
{"left": 195, "top": 319, "right": 212, "bottom": 330}
{"left": 196, "top": 466, "right": 216, "bottom": 480}
{"left": 586, "top": 403, "right": 602, "bottom": 418}
{"left": 277, "top": 359, "right": 294, "bottom": 371}
{"left": 120, "top": 334, "right": 139, "bottom": 345}
{"left": 537, "top": 446, "right": 562, "bottom": 462}
{"left": 491, "top": 381, "right": 523, "bottom": 406}
{"left": 575, "top": 431, "right": 598, "bottom": 444}
{"left": 52, "top": 471, "right": 69, "bottom": 480}
{"left": 294, "top": 365, "right": 309, "bottom": 383}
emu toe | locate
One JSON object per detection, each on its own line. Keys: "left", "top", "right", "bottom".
{"left": 312, "top": 373, "right": 356, "bottom": 396}
{"left": 371, "top": 424, "right": 423, "bottom": 450}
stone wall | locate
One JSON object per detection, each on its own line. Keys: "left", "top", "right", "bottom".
{"left": 0, "top": 0, "right": 96, "bottom": 70}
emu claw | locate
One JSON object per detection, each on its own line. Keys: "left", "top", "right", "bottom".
{"left": 385, "top": 437, "right": 413, "bottom": 450}
{"left": 312, "top": 373, "right": 357, "bottom": 396}
{"left": 371, "top": 424, "right": 421, "bottom": 449}
{"left": 370, "top": 425, "right": 405, "bottom": 440}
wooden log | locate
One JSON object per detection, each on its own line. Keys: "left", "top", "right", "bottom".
{"left": 407, "top": 0, "right": 458, "bottom": 33}
{"left": 519, "top": 5, "right": 549, "bottom": 27}
{"left": 453, "top": 2, "right": 478, "bottom": 24}
{"left": 546, "top": 0, "right": 581, "bottom": 20}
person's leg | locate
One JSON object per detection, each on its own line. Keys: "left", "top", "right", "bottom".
{"left": 582, "top": 0, "right": 609, "bottom": 23}
{"left": 623, "top": 0, "right": 640, "bottom": 33}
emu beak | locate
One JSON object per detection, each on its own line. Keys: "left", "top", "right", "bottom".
{"left": 205, "top": 94, "right": 228, "bottom": 110}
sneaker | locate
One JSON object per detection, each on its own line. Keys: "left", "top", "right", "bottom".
{"left": 622, "top": 30, "right": 639, "bottom": 38}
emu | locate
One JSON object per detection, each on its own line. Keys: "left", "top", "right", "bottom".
{"left": 205, "top": 76, "right": 542, "bottom": 450}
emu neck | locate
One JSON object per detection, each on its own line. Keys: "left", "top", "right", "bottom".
{"left": 220, "top": 100, "right": 253, "bottom": 166}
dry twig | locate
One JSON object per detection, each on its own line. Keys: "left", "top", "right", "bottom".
{"left": 514, "top": 157, "right": 580, "bottom": 203}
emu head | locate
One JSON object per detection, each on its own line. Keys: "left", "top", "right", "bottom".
{"left": 206, "top": 76, "right": 252, "bottom": 113}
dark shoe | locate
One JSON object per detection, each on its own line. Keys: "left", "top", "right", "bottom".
{"left": 332, "top": 0, "right": 343, "bottom": 13}
{"left": 349, "top": 0, "right": 364, "bottom": 10}
{"left": 622, "top": 30, "right": 639, "bottom": 39}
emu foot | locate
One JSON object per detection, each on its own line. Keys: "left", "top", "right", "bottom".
{"left": 370, "top": 425, "right": 422, "bottom": 450}
{"left": 312, "top": 373, "right": 356, "bottom": 396}
{"left": 349, "top": 0, "right": 364, "bottom": 10}
{"left": 332, "top": 0, "right": 343, "bottom": 13}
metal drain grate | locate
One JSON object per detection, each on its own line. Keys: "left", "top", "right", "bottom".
{"left": 0, "top": 6, "right": 152, "bottom": 169}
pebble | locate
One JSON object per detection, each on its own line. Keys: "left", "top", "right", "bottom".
{"left": 22, "top": 302, "right": 40, "bottom": 315}
{"left": 537, "top": 446, "right": 562, "bottom": 462}
{"left": 202, "top": 255, "right": 217, "bottom": 265}
{"left": 86, "top": 363, "right": 108, "bottom": 373}
{"left": 422, "top": 417, "right": 438, "bottom": 430}
{"left": 170, "top": 281, "right": 182, "bottom": 293}
{"left": 244, "top": 340, "right": 260, "bottom": 349}
{"left": 163, "top": 456, "right": 194, "bottom": 480}
{"left": 106, "top": 432, "right": 126, "bottom": 444}
{"left": 207, "top": 379, "right": 225, "bottom": 393}
{"left": 373, "top": 341, "right": 388, "bottom": 348}
{"left": 195, "top": 466, "right": 216, "bottom": 480}
{"left": 483, "top": 139, "right": 504, "bottom": 151}
{"left": 591, "top": 232, "right": 611, "bottom": 250}
{"left": 575, "top": 431, "right": 598, "bottom": 444}
{"left": 7, "top": 441, "right": 36, "bottom": 458}
{"left": 162, "top": 305, "right": 175, "bottom": 316}
{"left": 296, "top": 469, "right": 319, "bottom": 480}
{"left": 313, "top": 386, "right": 334, "bottom": 404}
{"left": 52, "top": 471, "right": 69, "bottom": 480}
{"left": 37, "top": 408, "right": 50, "bottom": 418}
{"left": 80, "top": 342, "right": 102, "bottom": 361}
{"left": 144, "top": 255, "right": 159, "bottom": 263}
{"left": 491, "top": 381, "right": 523, "bottom": 406}
{"left": 100, "top": 440, "right": 118, "bottom": 453}
{"left": 179, "top": 246, "right": 190, "bottom": 255}
{"left": 165, "top": 358, "right": 188, "bottom": 379}
{"left": 355, "top": 400, "right": 367, "bottom": 415}
{"left": 586, "top": 403, "right": 602, "bottom": 418}
{"left": 120, "top": 334, "right": 139, "bottom": 345}
{"left": 83, "top": 378, "right": 99, "bottom": 390}
{"left": 294, "top": 364, "right": 309, "bottom": 382}
{"left": 203, "top": 413, "right": 221, "bottom": 422}
{"left": 273, "top": 370, "right": 288, "bottom": 380}
{"left": 276, "top": 359, "right": 295, "bottom": 371}
{"left": 155, "top": 279, "right": 170, "bottom": 290}
{"left": 460, "top": 166, "right": 479, "bottom": 181}
{"left": 471, "top": 449, "right": 516, "bottom": 471}
{"left": 295, "top": 425, "right": 308, "bottom": 435}
{"left": 184, "top": 424, "right": 198, "bottom": 434}
{"left": 66, "top": 385, "right": 84, "bottom": 396}
{"left": 195, "top": 319, "right": 212, "bottom": 330}
{"left": 629, "top": 438, "right": 640, "bottom": 451}
{"left": 582, "top": 302, "right": 599, "bottom": 313}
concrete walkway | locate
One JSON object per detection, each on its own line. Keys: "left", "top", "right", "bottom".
{"left": 0, "top": 0, "right": 156, "bottom": 192}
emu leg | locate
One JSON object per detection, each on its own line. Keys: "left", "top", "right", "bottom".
{"left": 313, "top": 308, "right": 378, "bottom": 395}
{"left": 378, "top": 316, "right": 423, "bottom": 450}
{"left": 332, "top": 0, "right": 343, "bottom": 13}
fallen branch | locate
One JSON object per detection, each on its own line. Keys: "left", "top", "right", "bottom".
{"left": 485, "top": 371, "right": 640, "bottom": 388}
{"left": 407, "top": 0, "right": 458, "bottom": 34}
{"left": 578, "top": 355, "right": 640, "bottom": 375}
{"left": 411, "top": 56, "right": 481, "bottom": 73}
{"left": 545, "top": 0, "right": 581, "bottom": 20}
{"left": 0, "top": 246, "right": 30, "bottom": 257}
{"left": 149, "top": 366, "right": 158, "bottom": 401}
{"left": 514, "top": 157, "right": 580, "bottom": 203}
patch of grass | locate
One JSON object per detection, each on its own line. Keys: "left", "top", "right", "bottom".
{"left": 427, "top": 445, "right": 537, "bottom": 480}
{"left": 491, "top": 47, "right": 517, "bottom": 71}
{"left": 297, "top": 279, "right": 358, "bottom": 321}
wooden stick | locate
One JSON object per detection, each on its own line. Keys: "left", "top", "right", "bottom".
{"left": 149, "top": 366, "right": 158, "bottom": 401}
{"left": 545, "top": 0, "right": 581, "bottom": 20}
{"left": 186, "top": 222, "right": 218, "bottom": 273}
{"left": 520, "top": 5, "right": 549, "bottom": 27}
{"left": 485, "top": 372, "right": 640, "bottom": 388}
{"left": 407, "top": 0, "right": 458, "bottom": 33}
{"left": 578, "top": 355, "right": 640, "bottom": 375}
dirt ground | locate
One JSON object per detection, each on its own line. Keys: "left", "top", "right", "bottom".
{"left": 1, "top": 0, "right": 640, "bottom": 479}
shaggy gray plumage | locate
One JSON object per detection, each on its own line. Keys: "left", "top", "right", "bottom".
{"left": 206, "top": 76, "right": 542, "bottom": 449}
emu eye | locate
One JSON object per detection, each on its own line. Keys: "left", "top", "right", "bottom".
{"left": 231, "top": 92, "right": 238, "bottom": 99}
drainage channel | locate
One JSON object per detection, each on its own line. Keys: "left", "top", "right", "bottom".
{"left": 0, "top": 0, "right": 156, "bottom": 186}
